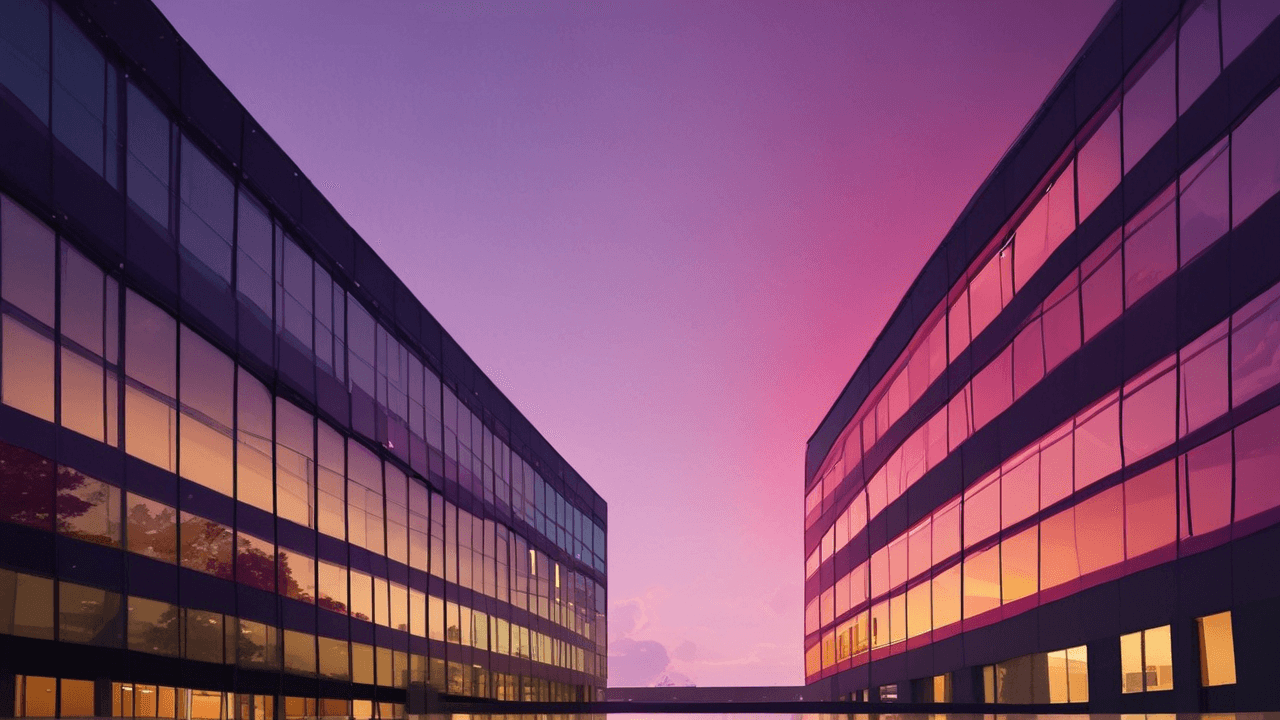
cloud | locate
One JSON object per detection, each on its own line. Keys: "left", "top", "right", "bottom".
{"left": 609, "top": 637, "right": 671, "bottom": 687}
{"left": 672, "top": 640, "right": 697, "bottom": 662}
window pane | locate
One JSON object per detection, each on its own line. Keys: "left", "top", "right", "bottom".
{"left": 317, "top": 560, "right": 348, "bottom": 615}
{"left": 318, "top": 636, "right": 350, "bottom": 680}
{"left": 1123, "top": 36, "right": 1175, "bottom": 172}
{"left": 1180, "top": 0, "right": 1221, "bottom": 113}
{"left": 1014, "top": 161, "right": 1076, "bottom": 288}
{"left": 0, "top": 569, "right": 54, "bottom": 640}
{"left": 1124, "top": 461, "right": 1176, "bottom": 559}
{"left": 1042, "top": 288, "right": 1081, "bottom": 372}
{"left": 1122, "top": 362, "right": 1176, "bottom": 463}
{"left": 1082, "top": 236, "right": 1123, "bottom": 340}
{"left": 127, "top": 492, "right": 176, "bottom": 563}
{"left": 56, "top": 466, "right": 120, "bottom": 547}
{"left": 1121, "top": 630, "right": 1144, "bottom": 693}
{"left": 1232, "top": 285, "right": 1280, "bottom": 406}
{"left": 59, "top": 580, "right": 123, "bottom": 646}
{"left": 276, "top": 397, "right": 314, "bottom": 528}
{"left": 933, "top": 563, "right": 961, "bottom": 630}
{"left": 932, "top": 499, "right": 960, "bottom": 563}
{"left": 180, "top": 327, "right": 233, "bottom": 496}
{"left": 1040, "top": 431, "right": 1073, "bottom": 509}
{"left": 125, "top": 291, "right": 176, "bottom": 470}
{"left": 0, "top": 440, "right": 54, "bottom": 530}
{"left": 1234, "top": 404, "right": 1280, "bottom": 523}
{"left": 1074, "top": 485, "right": 1124, "bottom": 575}
{"left": 962, "top": 545, "right": 1000, "bottom": 619}
{"left": 1012, "top": 318, "right": 1044, "bottom": 399}
{"left": 179, "top": 136, "right": 233, "bottom": 285}
{"left": 1198, "top": 611, "right": 1237, "bottom": 686}
{"left": 277, "top": 546, "right": 315, "bottom": 604}
{"left": 127, "top": 83, "right": 171, "bottom": 231}
{"left": 1040, "top": 507, "right": 1078, "bottom": 590}
{"left": 183, "top": 608, "right": 224, "bottom": 663}
{"left": 179, "top": 512, "right": 233, "bottom": 580}
{"left": 284, "top": 629, "right": 317, "bottom": 676}
{"left": 1001, "top": 525, "right": 1038, "bottom": 603}
{"left": 60, "top": 678, "right": 95, "bottom": 717}
{"left": 1001, "top": 453, "right": 1039, "bottom": 528}
{"left": 236, "top": 618, "right": 279, "bottom": 669}
{"left": 236, "top": 191, "right": 273, "bottom": 320}
{"left": 128, "top": 595, "right": 179, "bottom": 656}
{"left": 2, "top": 170, "right": 56, "bottom": 328}
{"left": 0, "top": 0, "right": 50, "bottom": 124}
{"left": 972, "top": 348, "right": 1012, "bottom": 430}
{"left": 236, "top": 531, "right": 276, "bottom": 593}
{"left": 1075, "top": 395, "right": 1120, "bottom": 489}
{"left": 1222, "top": 0, "right": 1280, "bottom": 66}
{"left": 1124, "top": 186, "right": 1176, "bottom": 307}
{"left": 236, "top": 367, "right": 274, "bottom": 512}
{"left": 1077, "top": 107, "right": 1120, "bottom": 220}
{"left": 1233, "top": 86, "right": 1280, "bottom": 227}
{"left": 60, "top": 241, "right": 105, "bottom": 354}
{"left": 52, "top": 7, "right": 107, "bottom": 176}
{"left": 1180, "top": 138, "right": 1229, "bottom": 265}
{"left": 1180, "top": 322, "right": 1229, "bottom": 436}
{"left": 1144, "top": 625, "right": 1174, "bottom": 691}
{"left": 1182, "top": 433, "right": 1233, "bottom": 540}
{"left": 964, "top": 473, "right": 1000, "bottom": 548}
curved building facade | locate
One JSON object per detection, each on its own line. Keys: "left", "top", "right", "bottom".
{"left": 803, "top": 0, "right": 1280, "bottom": 712}
{"left": 0, "top": 0, "right": 607, "bottom": 717}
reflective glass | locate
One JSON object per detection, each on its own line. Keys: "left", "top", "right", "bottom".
{"left": 2, "top": 194, "right": 55, "bottom": 326}
{"left": 0, "top": 569, "right": 54, "bottom": 640}
{"left": 127, "top": 493, "right": 176, "bottom": 563}
{"left": 972, "top": 347, "right": 1012, "bottom": 430}
{"left": 1077, "top": 107, "right": 1121, "bottom": 220}
{"left": 275, "top": 397, "right": 314, "bottom": 528}
{"left": 1040, "top": 430, "right": 1073, "bottom": 509}
{"left": 1181, "top": 433, "right": 1233, "bottom": 540}
{"left": 59, "top": 580, "right": 123, "bottom": 646}
{"left": 0, "top": 441, "right": 53, "bottom": 530}
{"left": 1042, "top": 287, "right": 1081, "bottom": 372}
{"left": 179, "top": 327, "right": 233, "bottom": 495}
{"left": 56, "top": 466, "right": 120, "bottom": 547}
{"left": 128, "top": 595, "right": 179, "bottom": 657}
{"left": 1074, "top": 394, "right": 1120, "bottom": 488}
{"left": 1180, "top": 0, "right": 1221, "bottom": 113}
{"left": 237, "top": 368, "right": 273, "bottom": 512}
{"left": 125, "top": 291, "right": 176, "bottom": 470}
{"left": 283, "top": 629, "right": 317, "bottom": 676}
{"left": 1082, "top": 233, "right": 1123, "bottom": 340}
{"left": 1001, "top": 525, "right": 1038, "bottom": 603}
{"left": 1074, "top": 485, "right": 1124, "bottom": 575}
{"left": 933, "top": 563, "right": 960, "bottom": 628}
{"left": 277, "top": 546, "right": 315, "bottom": 604}
{"left": 1123, "top": 35, "right": 1175, "bottom": 172}
{"left": 1040, "top": 507, "right": 1078, "bottom": 590}
{"left": 1122, "top": 361, "right": 1176, "bottom": 463}
{"left": 1012, "top": 318, "right": 1044, "bottom": 399}
{"left": 964, "top": 473, "right": 1000, "bottom": 548}
{"left": 179, "top": 512, "right": 233, "bottom": 580}
{"left": 52, "top": 8, "right": 108, "bottom": 177}
{"left": 317, "top": 560, "right": 347, "bottom": 615}
{"left": 1014, "top": 161, "right": 1076, "bottom": 288}
{"left": 1233, "top": 86, "right": 1280, "bottom": 227}
{"left": 1231, "top": 284, "right": 1280, "bottom": 406}
{"left": 179, "top": 136, "right": 234, "bottom": 285}
{"left": 1124, "top": 461, "right": 1176, "bottom": 559}
{"left": 1222, "top": 0, "right": 1280, "bottom": 65}
{"left": 236, "top": 192, "right": 273, "bottom": 321}
{"left": 0, "top": 0, "right": 50, "bottom": 123}
{"left": 236, "top": 531, "right": 276, "bottom": 592}
{"left": 962, "top": 544, "right": 1000, "bottom": 619}
{"left": 1181, "top": 321, "right": 1229, "bottom": 436}
{"left": 1234, "top": 404, "right": 1280, "bottom": 523}
{"left": 1124, "top": 186, "right": 1176, "bottom": 307}
{"left": 126, "top": 83, "right": 170, "bottom": 231}
{"left": 1180, "top": 138, "right": 1229, "bottom": 265}
{"left": 1001, "top": 452, "right": 1038, "bottom": 528}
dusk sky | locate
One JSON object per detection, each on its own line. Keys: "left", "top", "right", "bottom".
{"left": 154, "top": 0, "right": 1112, "bottom": 687}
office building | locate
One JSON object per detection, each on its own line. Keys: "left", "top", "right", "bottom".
{"left": 0, "top": 0, "right": 608, "bottom": 717}
{"left": 804, "top": 0, "right": 1280, "bottom": 712}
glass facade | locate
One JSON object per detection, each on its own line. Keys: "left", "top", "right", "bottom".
{"left": 0, "top": 0, "right": 606, "bottom": 716}
{"left": 805, "top": 0, "right": 1280, "bottom": 712}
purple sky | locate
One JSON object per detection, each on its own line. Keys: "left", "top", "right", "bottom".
{"left": 154, "top": 0, "right": 1112, "bottom": 687}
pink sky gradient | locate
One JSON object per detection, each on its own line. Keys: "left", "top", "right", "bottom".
{"left": 154, "top": 0, "right": 1112, "bottom": 687}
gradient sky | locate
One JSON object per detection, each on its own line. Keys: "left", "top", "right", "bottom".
{"left": 153, "top": 0, "right": 1112, "bottom": 687}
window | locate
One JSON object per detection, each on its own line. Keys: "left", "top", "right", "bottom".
{"left": 317, "top": 421, "right": 346, "bottom": 540}
{"left": 972, "top": 347, "right": 1013, "bottom": 430}
{"left": 962, "top": 544, "right": 1000, "bottom": 620}
{"left": 284, "top": 629, "right": 317, "bottom": 676}
{"left": 52, "top": 7, "right": 117, "bottom": 182}
{"left": 236, "top": 619, "right": 280, "bottom": 669}
{"left": 1179, "top": 138, "right": 1229, "bottom": 265}
{"left": 236, "top": 368, "right": 273, "bottom": 512}
{"left": 1180, "top": 321, "right": 1229, "bottom": 436}
{"left": 1074, "top": 485, "right": 1124, "bottom": 576}
{"left": 277, "top": 546, "right": 315, "bottom": 604}
{"left": 318, "top": 637, "right": 350, "bottom": 680}
{"left": 1074, "top": 393, "right": 1120, "bottom": 489}
{"left": 179, "top": 512, "right": 233, "bottom": 580}
{"left": 60, "top": 678, "right": 95, "bottom": 717}
{"left": 1222, "top": 0, "right": 1280, "bottom": 66}
{"left": 236, "top": 191, "right": 273, "bottom": 324}
{"left": 1124, "top": 461, "right": 1176, "bottom": 560}
{"left": 59, "top": 580, "right": 123, "bottom": 647}
{"left": 317, "top": 560, "right": 348, "bottom": 615}
{"left": 277, "top": 234, "right": 313, "bottom": 354}
{"left": 236, "top": 531, "right": 276, "bottom": 593}
{"left": 1180, "top": 0, "right": 1220, "bottom": 113}
{"left": 1232, "top": 86, "right": 1280, "bottom": 228}
{"left": 1180, "top": 433, "right": 1233, "bottom": 542}
{"left": 179, "top": 136, "right": 234, "bottom": 286}
{"left": 128, "top": 595, "right": 179, "bottom": 657}
{"left": 182, "top": 608, "right": 225, "bottom": 664}
{"left": 60, "top": 241, "right": 119, "bottom": 446}
{"left": 179, "top": 327, "right": 234, "bottom": 495}
{"left": 1001, "top": 525, "right": 1038, "bottom": 603}
{"left": 126, "top": 83, "right": 171, "bottom": 232}
{"left": 1014, "top": 161, "right": 1076, "bottom": 288}
{"left": 1123, "top": 185, "right": 1176, "bottom": 307}
{"left": 1121, "top": 625, "right": 1173, "bottom": 692}
{"left": 275, "top": 398, "right": 314, "bottom": 528}
{"left": 0, "top": 568, "right": 54, "bottom": 640}
{"left": 0, "top": 440, "right": 54, "bottom": 531}
{"left": 56, "top": 466, "right": 121, "bottom": 547}
{"left": 1121, "top": 357, "right": 1176, "bottom": 463}
{"left": 0, "top": 0, "right": 50, "bottom": 124}
{"left": 1081, "top": 231, "right": 1123, "bottom": 341}
{"left": 125, "top": 291, "right": 176, "bottom": 471}
{"left": 1123, "top": 32, "right": 1174, "bottom": 172}
{"left": 14, "top": 676, "right": 56, "bottom": 718}
{"left": 1197, "top": 611, "right": 1236, "bottom": 686}
{"left": 990, "top": 645, "right": 1088, "bottom": 703}
{"left": 1232, "top": 284, "right": 1280, "bottom": 407}
{"left": 347, "top": 439, "right": 384, "bottom": 554}
{"left": 1077, "top": 106, "right": 1120, "bottom": 220}
{"left": 2, "top": 195, "right": 56, "bottom": 421}
{"left": 1233, "top": 404, "right": 1280, "bottom": 524}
